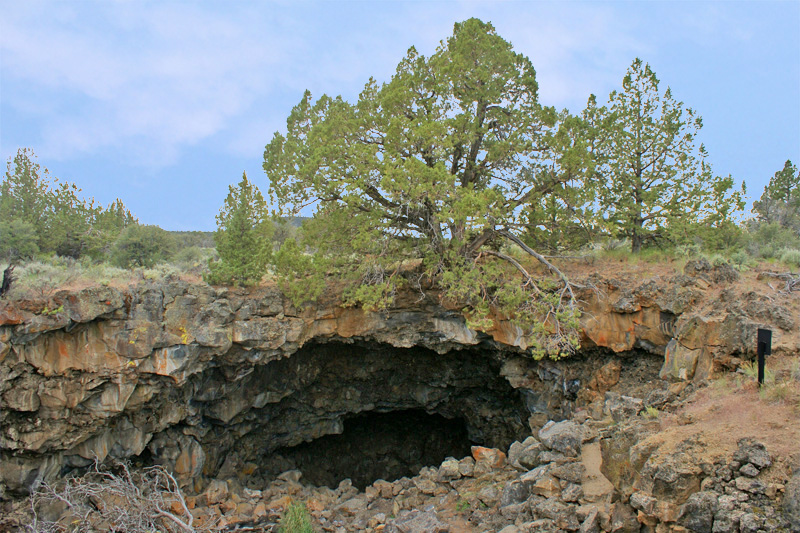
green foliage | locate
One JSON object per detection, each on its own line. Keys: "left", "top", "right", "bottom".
{"left": 264, "top": 18, "right": 582, "bottom": 357}
{"left": 0, "top": 148, "right": 53, "bottom": 242}
{"left": 780, "top": 249, "right": 800, "bottom": 269}
{"left": 0, "top": 219, "right": 39, "bottom": 260}
{"left": 278, "top": 502, "right": 314, "bottom": 533}
{"left": 0, "top": 148, "right": 137, "bottom": 260}
{"left": 7, "top": 258, "right": 81, "bottom": 298}
{"left": 744, "top": 222, "right": 800, "bottom": 260}
{"left": 753, "top": 160, "right": 800, "bottom": 231}
{"left": 112, "top": 225, "right": 175, "bottom": 268}
{"left": 4, "top": 256, "right": 178, "bottom": 300}
{"left": 522, "top": 111, "right": 598, "bottom": 251}
{"left": 740, "top": 360, "right": 774, "bottom": 384}
{"left": 643, "top": 406, "right": 659, "bottom": 419}
{"left": 206, "top": 172, "right": 273, "bottom": 286}
{"left": 585, "top": 59, "right": 744, "bottom": 253}
{"left": 40, "top": 304, "right": 64, "bottom": 316}
{"left": 169, "top": 230, "right": 216, "bottom": 249}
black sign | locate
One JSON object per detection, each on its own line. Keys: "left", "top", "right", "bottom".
{"left": 757, "top": 328, "right": 772, "bottom": 386}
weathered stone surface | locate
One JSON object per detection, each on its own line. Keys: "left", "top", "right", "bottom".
{"left": 579, "top": 507, "right": 600, "bottom": 533}
{"left": 732, "top": 438, "right": 771, "bottom": 470}
{"left": 437, "top": 457, "right": 461, "bottom": 482}
{"left": 733, "top": 476, "right": 765, "bottom": 494}
{"left": 783, "top": 468, "right": 800, "bottom": 528}
{"left": 629, "top": 491, "right": 658, "bottom": 515}
{"left": 500, "top": 480, "right": 530, "bottom": 508}
{"left": 551, "top": 462, "right": 586, "bottom": 484}
{"left": 471, "top": 446, "right": 507, "bottom": 468}
{"left": 508, "top": 436, "right": 543, "bottom": 471}
{"left": 521, "top": 465, "right": 561, "bottom": 499}
{"left": 561, "top": 483, "right": 583, "bottom": 503}
{"left": 604, "top": 393, "right": 644, "bottom": 422}
{"left": 678, "top": 491, "right": 718, "bottom": 533}
{"left": 385, "top": 509, "right": 449, "bottom": 532}
{"left": 538, "top": 420, "right": 584, "bottom": 457}
{"left": 1, "top": 271, "right": 798, "bottom": 502}
{"left": 609, "top": 502, "right": 639, "bottom": 533}
{"left": 533, "top": 497, "right": 580, "bottom": 530}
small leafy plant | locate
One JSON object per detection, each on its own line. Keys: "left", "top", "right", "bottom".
{"left": 278, "top": 501, "right": 314, "bottom": 533}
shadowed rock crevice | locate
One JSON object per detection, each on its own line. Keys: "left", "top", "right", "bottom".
{"left": 265, "top": 409, "right": 473, "bottom": 490}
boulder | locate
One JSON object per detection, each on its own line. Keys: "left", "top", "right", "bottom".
{"left": 538, "top": 420, "right": 584, "bottom": 457}
{"left": 551, "top": 462, "right": 586, "bottom": 484}
{"left": 385, "top": 509, "right": 449, "bottom": 533}
{"left": 629, "top": 492, "right": 657, "bottom": 515}
{"left": 782, "top": 468, "right": 800, "bottom": 528}
{"left": 732, "top": 438, "right": 771, "bottom": 470}
{"left": 471, "top": 446, "right": 507, "bottom": 468}
{"left": 561, "top": 483, "right": 583, "bottom": 502}
{"left": 579, "top": 507, "right": 600, "bottom": 533}
{"left": 678, "top": 491, "right": 718, "bottom": 533}
{"left": 604, "top": 393, "right": 644, "bottom": 422}
{"left": 609, "top": 502, "right": 639, "bottom": 533}
{"left": 533, "top": 497, "right": 580, "bottom": 530}
{"left": 500, "top": 480, "right": 530, "bottom": 508}
{"left": 508, "top": 436, "right": 543, "bottom": 470}
{"left": 437, "top": 458, "right": 461, "bottom": 482}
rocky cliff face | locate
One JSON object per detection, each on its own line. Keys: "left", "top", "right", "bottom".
{"left": 0, "top": 260, "right": 797, "bottom": 500}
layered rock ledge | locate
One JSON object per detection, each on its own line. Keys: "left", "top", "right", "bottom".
{"left": 1, "top": 260, "right": 797, "bottom": 501}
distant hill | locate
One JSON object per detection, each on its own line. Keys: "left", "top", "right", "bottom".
{"left": 167, "top": 217, "right": 309, "bottom": 249}
{"left": 168, "top": 231, "right": 215, "bottom": 248}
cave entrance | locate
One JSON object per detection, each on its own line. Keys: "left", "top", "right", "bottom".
{"left": 191, "top": 341, "right": 533, "bottom": 488}
{"left": 266, "top": 409, "right": 472, "bottom": 490}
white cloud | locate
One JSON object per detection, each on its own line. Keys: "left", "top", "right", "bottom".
{"left": 1, "top": 1, "right": 296, "bottom": 163}
{"left": 0, "top": 0, "right": 791, "bottom": 174}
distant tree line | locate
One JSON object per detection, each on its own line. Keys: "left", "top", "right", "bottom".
{"left": 0, "top": 148, "right": 137, "bottom": 262}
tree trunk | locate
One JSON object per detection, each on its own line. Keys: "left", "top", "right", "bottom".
{"left": 0, "top": 265, "right": 14, "bottom": 299}
{"left": 631, "top": 232, "right": 643, "bottom": 254}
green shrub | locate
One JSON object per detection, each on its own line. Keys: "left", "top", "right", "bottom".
{"left": 779, "top": 248, "right": 800, "bottom": 269}
{"left": 112, "top": 225, "right": 174, "bottom": 268}
{"left": 642, "top": 405, "right": 659, "bottom": 419}
{"left": 729, "top": 249, "right": 753, "bottom": 269}
{"left": 278, "top": 502, "right": 313, "bottom": 533}
{"left": 0, "top": 219, "right": 39, "bottom": 260}
{"left": 9, "top": 260, "right": 79, "bottom": 298}
{"left": 745, "top": 222, "right": 800, "bottom": 259}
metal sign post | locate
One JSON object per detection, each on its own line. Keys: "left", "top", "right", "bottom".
{"left": 757, "top": 328, "right": 772, "bottom": 386}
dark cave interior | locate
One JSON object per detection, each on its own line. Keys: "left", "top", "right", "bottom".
{"left": 264, "top": 409, "right": 473, "bottom": 490}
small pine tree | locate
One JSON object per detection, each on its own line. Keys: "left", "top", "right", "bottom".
{"left": 206, "top": 172, "right": 272, "bottom": 286}
{"left": 753, "top": 159, "right": 800, "bottom": 231}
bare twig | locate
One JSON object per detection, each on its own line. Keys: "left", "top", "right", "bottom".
{"left": 26, "top": 459, "right": 209, "bottom": 533}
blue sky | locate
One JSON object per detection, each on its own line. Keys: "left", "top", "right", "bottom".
{"left": 1, "top": 0, "right": 798, "bottom": 231}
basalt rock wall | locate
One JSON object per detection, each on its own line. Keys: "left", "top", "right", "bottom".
{"left": 0, "top": 261, "right": 796, "bottom": 497}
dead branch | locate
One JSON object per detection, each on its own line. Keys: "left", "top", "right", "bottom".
{"left": 757, "top": 271, "right": 800, "bottom": 292}
{"left": 27, "top": 459, "right": 208, "bottom": 533}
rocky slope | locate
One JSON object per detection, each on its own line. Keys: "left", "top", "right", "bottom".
{"left": 1, "top": 259, "right": 799, "bottom": 531}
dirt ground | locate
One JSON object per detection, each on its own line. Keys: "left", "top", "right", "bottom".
{"left": 648, "top": 353, "right": 800, "bottom": 484}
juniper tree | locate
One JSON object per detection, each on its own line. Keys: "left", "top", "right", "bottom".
{"left": 264, "top": 19, "right": 586, "bottom": 357}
